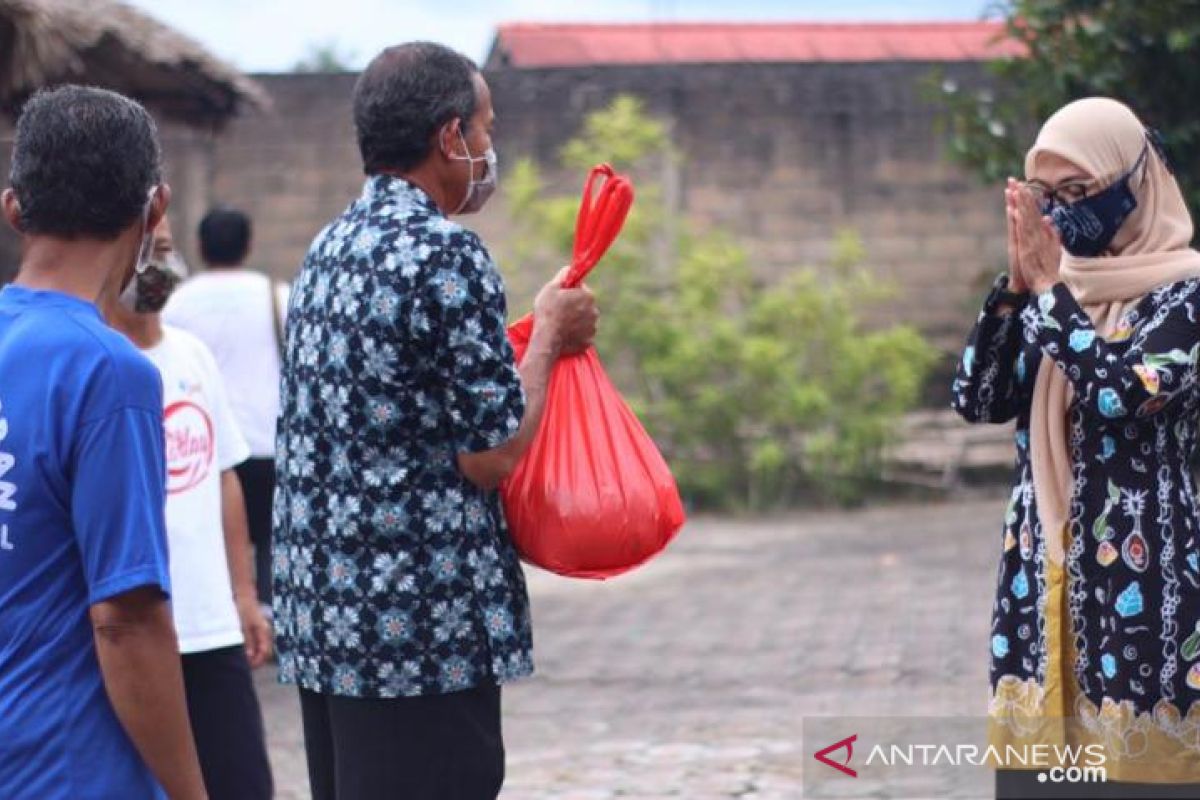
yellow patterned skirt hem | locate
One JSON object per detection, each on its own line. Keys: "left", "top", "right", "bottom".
{"left": 987, "top": 556, "right": 1200, "bottom": 783}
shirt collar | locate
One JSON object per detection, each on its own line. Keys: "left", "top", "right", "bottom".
{"left": 0, "top": 284, "right": 100, "bottom": 317}
{"left": 362, "top": 174, "right": 443, "bottom": 218}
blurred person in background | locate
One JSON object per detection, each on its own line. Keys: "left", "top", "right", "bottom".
{"left": 165, "top": 207, "right": 287, "bottom": 614}
{"left": 106, "top": 213, "right": 275, "bottom": 800}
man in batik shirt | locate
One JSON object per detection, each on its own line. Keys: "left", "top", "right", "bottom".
{"left": 274, "top": 42, "right": 597, "bottom": 800}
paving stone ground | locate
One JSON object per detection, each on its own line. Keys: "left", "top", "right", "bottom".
{"left": 255, "top": 498, "right": 1001, "bottom": 799}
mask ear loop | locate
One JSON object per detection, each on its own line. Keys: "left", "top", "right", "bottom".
{"left": 1128, "top": 143, "right": 1151, "bottom": 194}
{"left": 441, "top": 119, "right": 479, "bottom": 215}
{"left": 1146, "top": 127, "right": 1174, "bottom": 175}
{"left": 440, "top": 119, "right": 476, "bottom": 162}
{"left": 133, "top": 186, "right": 160, "bottom": 276}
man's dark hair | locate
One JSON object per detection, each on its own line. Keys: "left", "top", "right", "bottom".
{"left": 198, "top": 207, "right": 252, "bottom": 266}
{"left": 353, "top": 42, "right": 479, "bottom": 174}
{"left": 9, "top": 85, "right": 162, "bottom": 239}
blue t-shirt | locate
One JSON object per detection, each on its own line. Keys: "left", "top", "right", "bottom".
{"left": 0, "top": 286, "right": 170, "bottom": 799}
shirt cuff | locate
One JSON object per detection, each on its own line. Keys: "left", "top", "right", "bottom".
{"left": 88, "top": 564, "right": 172, "bottom": 606}
{"left": 982, "top": 273, "right": 1030, "bottom": 316}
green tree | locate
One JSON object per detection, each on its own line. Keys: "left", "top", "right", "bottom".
{"left": 292, "top": 41, "right": 357, "bottom": 74}
{"left": 941, "top": 0, "right": 1200, "bottom": 212}
{"left": 503, "top": 96, "right": 936, "bottom": 509}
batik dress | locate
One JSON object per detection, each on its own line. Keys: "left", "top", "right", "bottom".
{"left": 952, "top": 274, "right": 1200, "bottom": 782}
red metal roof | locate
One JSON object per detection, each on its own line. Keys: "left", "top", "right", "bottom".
{"left": 488, "top": 22, "right": 1023, "bottom": 68}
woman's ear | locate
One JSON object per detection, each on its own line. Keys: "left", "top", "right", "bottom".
{"left": 2, "top": 189, "right": 23, "bottom": 234}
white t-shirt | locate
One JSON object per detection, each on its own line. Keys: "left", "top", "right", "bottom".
{"left": 143, "top": 326, "right": 251, "bottom": 654}
{"left": 163, "top": 269, "right": 287, "bottom": 458}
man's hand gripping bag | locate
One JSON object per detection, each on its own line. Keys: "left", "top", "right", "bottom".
{"left": 502, "top": 165, "right": 685, "bottom": 579}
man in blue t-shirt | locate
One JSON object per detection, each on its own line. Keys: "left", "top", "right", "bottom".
{"left": 0, "top": 86, "right": 207, "bottom": 799}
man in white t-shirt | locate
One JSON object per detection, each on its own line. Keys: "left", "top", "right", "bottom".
{"left": 106, "top": 214, "right": 274, "bottom": 800}
{"left": 163, "top": 207, "right": 285, "bottom": 607}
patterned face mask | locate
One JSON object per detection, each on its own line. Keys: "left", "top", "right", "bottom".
{"left": 1042, "top": 143, "right": 1148, "bottom": 258}
{"left": 118, "top": 250, "right": 188, "bottom": 314}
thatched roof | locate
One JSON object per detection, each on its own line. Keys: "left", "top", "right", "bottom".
{"left": 0, "top": 0, "right": 269, "bottom": 128}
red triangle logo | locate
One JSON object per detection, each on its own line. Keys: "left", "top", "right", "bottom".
{"left": 814, "top": 734, "right": 858, "bottom": 778}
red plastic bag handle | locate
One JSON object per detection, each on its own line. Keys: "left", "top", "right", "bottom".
{"left": 564, "top": 164, "right": 634, "bottom": 289}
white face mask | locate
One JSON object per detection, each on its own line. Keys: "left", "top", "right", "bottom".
{"left": 447, "top": 127, "right": 497, "bottom": 215}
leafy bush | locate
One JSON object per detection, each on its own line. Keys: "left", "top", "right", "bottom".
{"left": 502, "top": 96, "right": 936, "bottom": 509}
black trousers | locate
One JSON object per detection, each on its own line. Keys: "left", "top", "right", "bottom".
{"left": 235, "top": 457, "right": 275, "bottom": 604}
{"left": 182, "top": 645, "right": 273, "bottom": 800}
{"left": 997, "top": 769, "right": 1200, "bottom": 799}
{"left": 299, "top": 684, "right": 505, "bottom": 800}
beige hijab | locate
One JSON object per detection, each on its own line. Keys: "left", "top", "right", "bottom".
{"left": 1025, "top": 98, "right": 1200, "bottom": 565}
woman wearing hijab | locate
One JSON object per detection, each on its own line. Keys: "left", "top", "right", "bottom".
{"left": 953, "top": 97, "right": 1200, "bottom": 798}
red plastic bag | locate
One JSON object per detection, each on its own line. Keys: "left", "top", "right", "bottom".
{"left": 502, "top": 165, "right": 686, "bottom": 579}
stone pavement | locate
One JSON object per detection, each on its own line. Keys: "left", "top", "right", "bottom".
{"left": 255, "top": 498, "right": 1002, "bottom": 799}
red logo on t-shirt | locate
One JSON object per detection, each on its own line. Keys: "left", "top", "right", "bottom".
{"left": 164, "top": 400, "right": 214, "bottom": 495}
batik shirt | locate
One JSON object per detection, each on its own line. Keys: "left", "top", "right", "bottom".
{"left": 952, "top": 274, "right": 1200, "bottom": 782}
{"left": 273, "top": 175, "right": 532, "bottom": 698}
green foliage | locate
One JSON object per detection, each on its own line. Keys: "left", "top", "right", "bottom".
{"left": 292, "top": 41, "right": 357, "bottom": 74}
{"left": 940, "top": 0, "right": 1200, "bottom": 213}
{"left": 504, "top": 97, "right": 936, "bottom": 509}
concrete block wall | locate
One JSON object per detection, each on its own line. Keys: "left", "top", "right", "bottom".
{"left": 203, "top": 73, "right": 364, "bottom": 283}
{"left": 476, "top": 61, "right": 1007, "bottom": 354}
{"left": 0, "top": 117, "right": 217, "bottom": 282}
{"left": 0, "top": 61, "right": 1010, "bottom": 398}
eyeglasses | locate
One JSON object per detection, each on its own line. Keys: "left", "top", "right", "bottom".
{"left": 1023, "top": 141, "right": 1152, "bottom": 214}
{"left": 1022, "top": 180, "right": 1096, "bottom": 213}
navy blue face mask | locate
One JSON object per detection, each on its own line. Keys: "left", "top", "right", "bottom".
{"left": 1040, "top": 143, "right": 1149, "bottom": 258}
